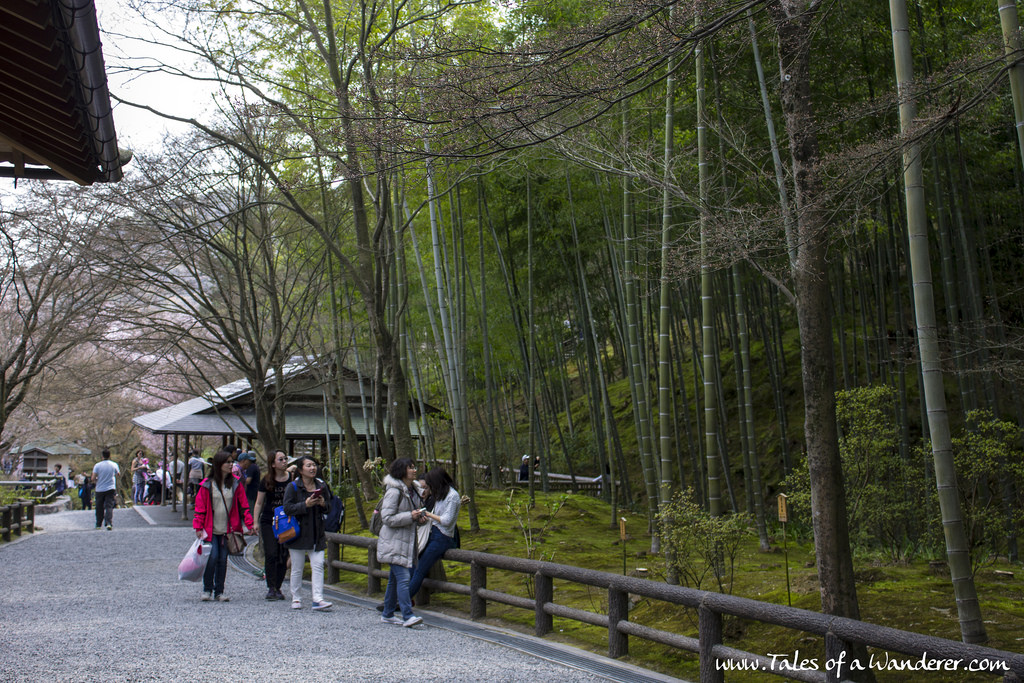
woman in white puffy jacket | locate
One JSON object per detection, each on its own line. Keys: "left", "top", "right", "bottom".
{"left": 376, "top": 457, "right": 426, "bottom": 627}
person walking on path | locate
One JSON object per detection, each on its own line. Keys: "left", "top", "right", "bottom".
{"left": 77, "top": 473, "right": 92, "bottom": 510}
{"left": 192, "top": 449, "right": 255, "bottom": 602}
{"left": 186, "top": 450, "right": 204, "bottom": 498}
{"left": 91, "top": 449, "right": 120, "bottom": 530}
{"left": 408, "top": 468, "right": 461, "bottom": 600}
{"left": 282, "top": 456, "right": 333, "bottom": 612}
{"left": 131, "top": 450, "right": 148, "bottom": 505}
{"left": 51, "top": 464, "right": 67, "bottom": 496}
{"left": 238, "top": 451, "right": 260, "bottom": 510}
{"left": 252, "top": 449, "right": 292, "bottom": 600}
{"left": 377, "top": 457, "right": 426, "bottom": 628}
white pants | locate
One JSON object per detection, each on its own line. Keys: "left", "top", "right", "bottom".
{"left": 288, "top": 548, "right": 325, "bottom": 603}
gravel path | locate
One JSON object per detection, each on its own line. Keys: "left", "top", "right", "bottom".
{"left": 0, "top": 510, "right": 616, "bottom": 683}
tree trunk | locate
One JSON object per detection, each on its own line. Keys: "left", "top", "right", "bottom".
{"left": 767, "top": 2, "right": 872, "bottom": 675}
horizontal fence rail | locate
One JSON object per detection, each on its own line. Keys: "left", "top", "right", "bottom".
{"left": 0, "top": 501, "right": 35, "bottom": 542}
{"left": 0, "top": 478, "right": 59, "bottom": 503}
{"left": 326, "top": 532, "right": 1024, "bottom": 683}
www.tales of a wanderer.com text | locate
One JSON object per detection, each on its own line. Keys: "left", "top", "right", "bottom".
{"left": 716, "top": 650, "right": 1011, "bottom": 675}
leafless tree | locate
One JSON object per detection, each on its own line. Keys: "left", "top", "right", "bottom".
{"left": 0, "top": 185, "right": 124, "bottom": 451}
{"left": 96, "top": 132, "right": 332, "bottom": 453}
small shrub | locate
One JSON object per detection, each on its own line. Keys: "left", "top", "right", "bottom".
{"left": 657, "top": 489, "right": 749, "bottom": 594}
{"left": 946, "top": 409, "right": 1024, "bottom": 574}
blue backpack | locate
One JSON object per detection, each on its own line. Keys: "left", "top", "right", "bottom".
{"left": 323, "top": 492, "right": 345, "bottom": 533}
{"left": 272, "top": 482, "right": 300, "bottom": 543}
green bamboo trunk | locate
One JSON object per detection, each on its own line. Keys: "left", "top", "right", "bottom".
{"left": 697, "top": 32, "right": 720, "bottom": 517}
{"left": 998, "top": 0, "right": 1024, "bottom": 170}
{"left": 889, "top": 0, "right": 987, "bottom": 644}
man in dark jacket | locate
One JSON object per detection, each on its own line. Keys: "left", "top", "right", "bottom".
{"left": 237, "top": 452, "right": 260, "bottom": 509}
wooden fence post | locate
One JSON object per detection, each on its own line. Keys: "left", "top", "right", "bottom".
{"left": 25, "top": 502, "right": 34, "bottom": 533}
{"left": 327, "top": 539, "right": 339, "bottom": 584}
{"left": 698, "top": 604, "right": 723, "bottom": 683}
{"left": 470, "top": 560, "right": 487, "bottom": 619}
{"left": 607, "top": 586, "right": 629, "bottom": 658}
{"left": 824, "top": 632, "right": 851, "bottom": 683}
{"left": 14, "top": 503, "right": 23, "bottom": 537}
{"left": 534, "top": 571, "right": 552, "bottom": 636}
{"left": 367, "top": 541, "right": 381, "bottom": 594}
{"left": 1, "top": 506, "right": 10, "bottom": 542}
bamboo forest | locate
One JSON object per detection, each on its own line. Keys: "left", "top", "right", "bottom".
{"left": 2, "top": 0, "right": 1024, "bottom": 676}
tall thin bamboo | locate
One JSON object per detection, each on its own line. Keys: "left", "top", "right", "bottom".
{"left": 527, "top": 176, "right": 537, "bottom": 504}
{"left": 998, "top": 0, "right": 1024, "bottom": 170}
{"left": 890, "top": 0, "right": 987, "bottom": 644}
{"left": 697, "top": 31, "right": 720, "bottom": 517}
{"left": 477, "top": 179, "right": 501, "bottom": 487}
{"left": 748, "top": 7, "right": 797, "bottom": 270}
{"left": 622, "top": 109, "right": 660, "bottom": 544}
{"left": 658, "top": 33, "right": 678, "bottom": 512}
{"left": 736, "top": 267, "right": 770, "bottom": 549}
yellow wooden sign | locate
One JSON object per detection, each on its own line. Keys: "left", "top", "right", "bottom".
{"left": 777, "top": 493, "right": 788, "bottom": 523}
{"left": 619, "top": 517, "right": 627, "bottom": 541}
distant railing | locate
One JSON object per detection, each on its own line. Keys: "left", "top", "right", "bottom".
{"left": 0, "top": 478, "right": 59, "bottom": 503}
{"left": 325, "top": 532, "right": 1024, "bottom": 683}
{"left": 470, "top": 464, "right": 608, "bottom": 497}
{"left": 0, "top": 501, "right": 35, "bottom": 542}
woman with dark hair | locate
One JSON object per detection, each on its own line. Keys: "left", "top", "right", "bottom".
{"left": 252, "top": 449, "right": 291, "bottom": 600}
{"left": 377, "top": 457, "right": 426, "bottom": 627}
{"left": 407, "top": 468, "right": 461, "bottom": 600}
{"left": 282, "top": 456, "right": 333, "bottom": 611}
{"left": 192, "top": 448, "right": 255, "bottom": 602}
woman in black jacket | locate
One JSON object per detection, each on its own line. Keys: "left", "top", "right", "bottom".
{"left": 282, "top": 456, "right": 332, "bottom": 612}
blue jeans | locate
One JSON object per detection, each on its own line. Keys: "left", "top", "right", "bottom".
{"left": 382, "top": 564, "right": 414, "bottom": 620}
{"left": 408, "top": 526, "right": 454, "bottom": 598}
{"left": 202, "top": 535, "right": 228, "bottom": 596}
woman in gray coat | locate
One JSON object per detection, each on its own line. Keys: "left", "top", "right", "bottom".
{"left": 377, "top": 457, "right": 426, "bottom": 627}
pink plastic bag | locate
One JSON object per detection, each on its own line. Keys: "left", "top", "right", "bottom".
{"left": 178, "top": 538, "right": 211, "bottom": 581}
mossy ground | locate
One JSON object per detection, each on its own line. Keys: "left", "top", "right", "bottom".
{"left": 333, "top": 489, "right": 1024, "bottom": 682}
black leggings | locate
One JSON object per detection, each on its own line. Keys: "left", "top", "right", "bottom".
{"left": 260, "top": 521, "right": 287, "bottom": 590}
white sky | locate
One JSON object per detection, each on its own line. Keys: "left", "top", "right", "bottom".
{"left": 97, "top": 0, "right": 215, "bottom": 156}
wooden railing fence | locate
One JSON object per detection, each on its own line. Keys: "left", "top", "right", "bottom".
{"left": 326, "top": 532, "right": 1023, "bottom": 683}
{"left": 0, "top": 501, "right": 35, "bottom": 542}
{"left": 0, "top": 477, "right": 59, "bottom": 503}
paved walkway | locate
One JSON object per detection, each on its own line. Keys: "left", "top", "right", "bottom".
{"left": 1, "top": 505, "right": 683, "bottom": 683}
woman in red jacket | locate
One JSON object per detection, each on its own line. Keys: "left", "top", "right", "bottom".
{"left": 193, "top": 448, "right": 255, "bottom": 602}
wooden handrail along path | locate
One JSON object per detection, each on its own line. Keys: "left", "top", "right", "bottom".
{"left": 326, "top": 532, "right": 1023, "bottom": 683}
{"left": 0, "top": 501, "right": 35, "bottom": 542}
{"left": 0, "top": 477, "right": 60, "bottom": 503}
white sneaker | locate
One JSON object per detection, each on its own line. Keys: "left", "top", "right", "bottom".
{"left": 291, "top": 600, "right": 303, "bottom": 610}
{"left": 403, "top": 615, "right": 423, "bottom": 628}
{"left": 381, "top": 615, "right": 402, "bottom": 625}
{"left": 200, "top": 592, "right": 212, "bottom": 602}
{"left": 311, "top": 600, "right": 332, "bottom": 611}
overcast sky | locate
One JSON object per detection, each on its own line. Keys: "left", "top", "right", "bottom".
{"left": 98, "top": 0, "right": 214, "bottom": 157}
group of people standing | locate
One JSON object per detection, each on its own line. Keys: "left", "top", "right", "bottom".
{"left": 193, "top": 448, "right": 334, "bottom": 611}
{"left": 190, "top": 447, "right": 461, "bottom": 629}
{"left": 130, "top": 449, "right": 190, "bottom": 505}
{"left": 378, "top": 458, "right": 462, "bottom": 628}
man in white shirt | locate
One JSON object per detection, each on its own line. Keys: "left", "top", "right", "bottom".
{"left": 91, "top": 449, "right": 121, "bottom": 530}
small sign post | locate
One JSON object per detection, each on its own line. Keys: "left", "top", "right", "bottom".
{"left": 778, "top": 493, "right": 791, "bottom": 606}
{"left": 619, "top": 517, "right": 627, "bottom": 575}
